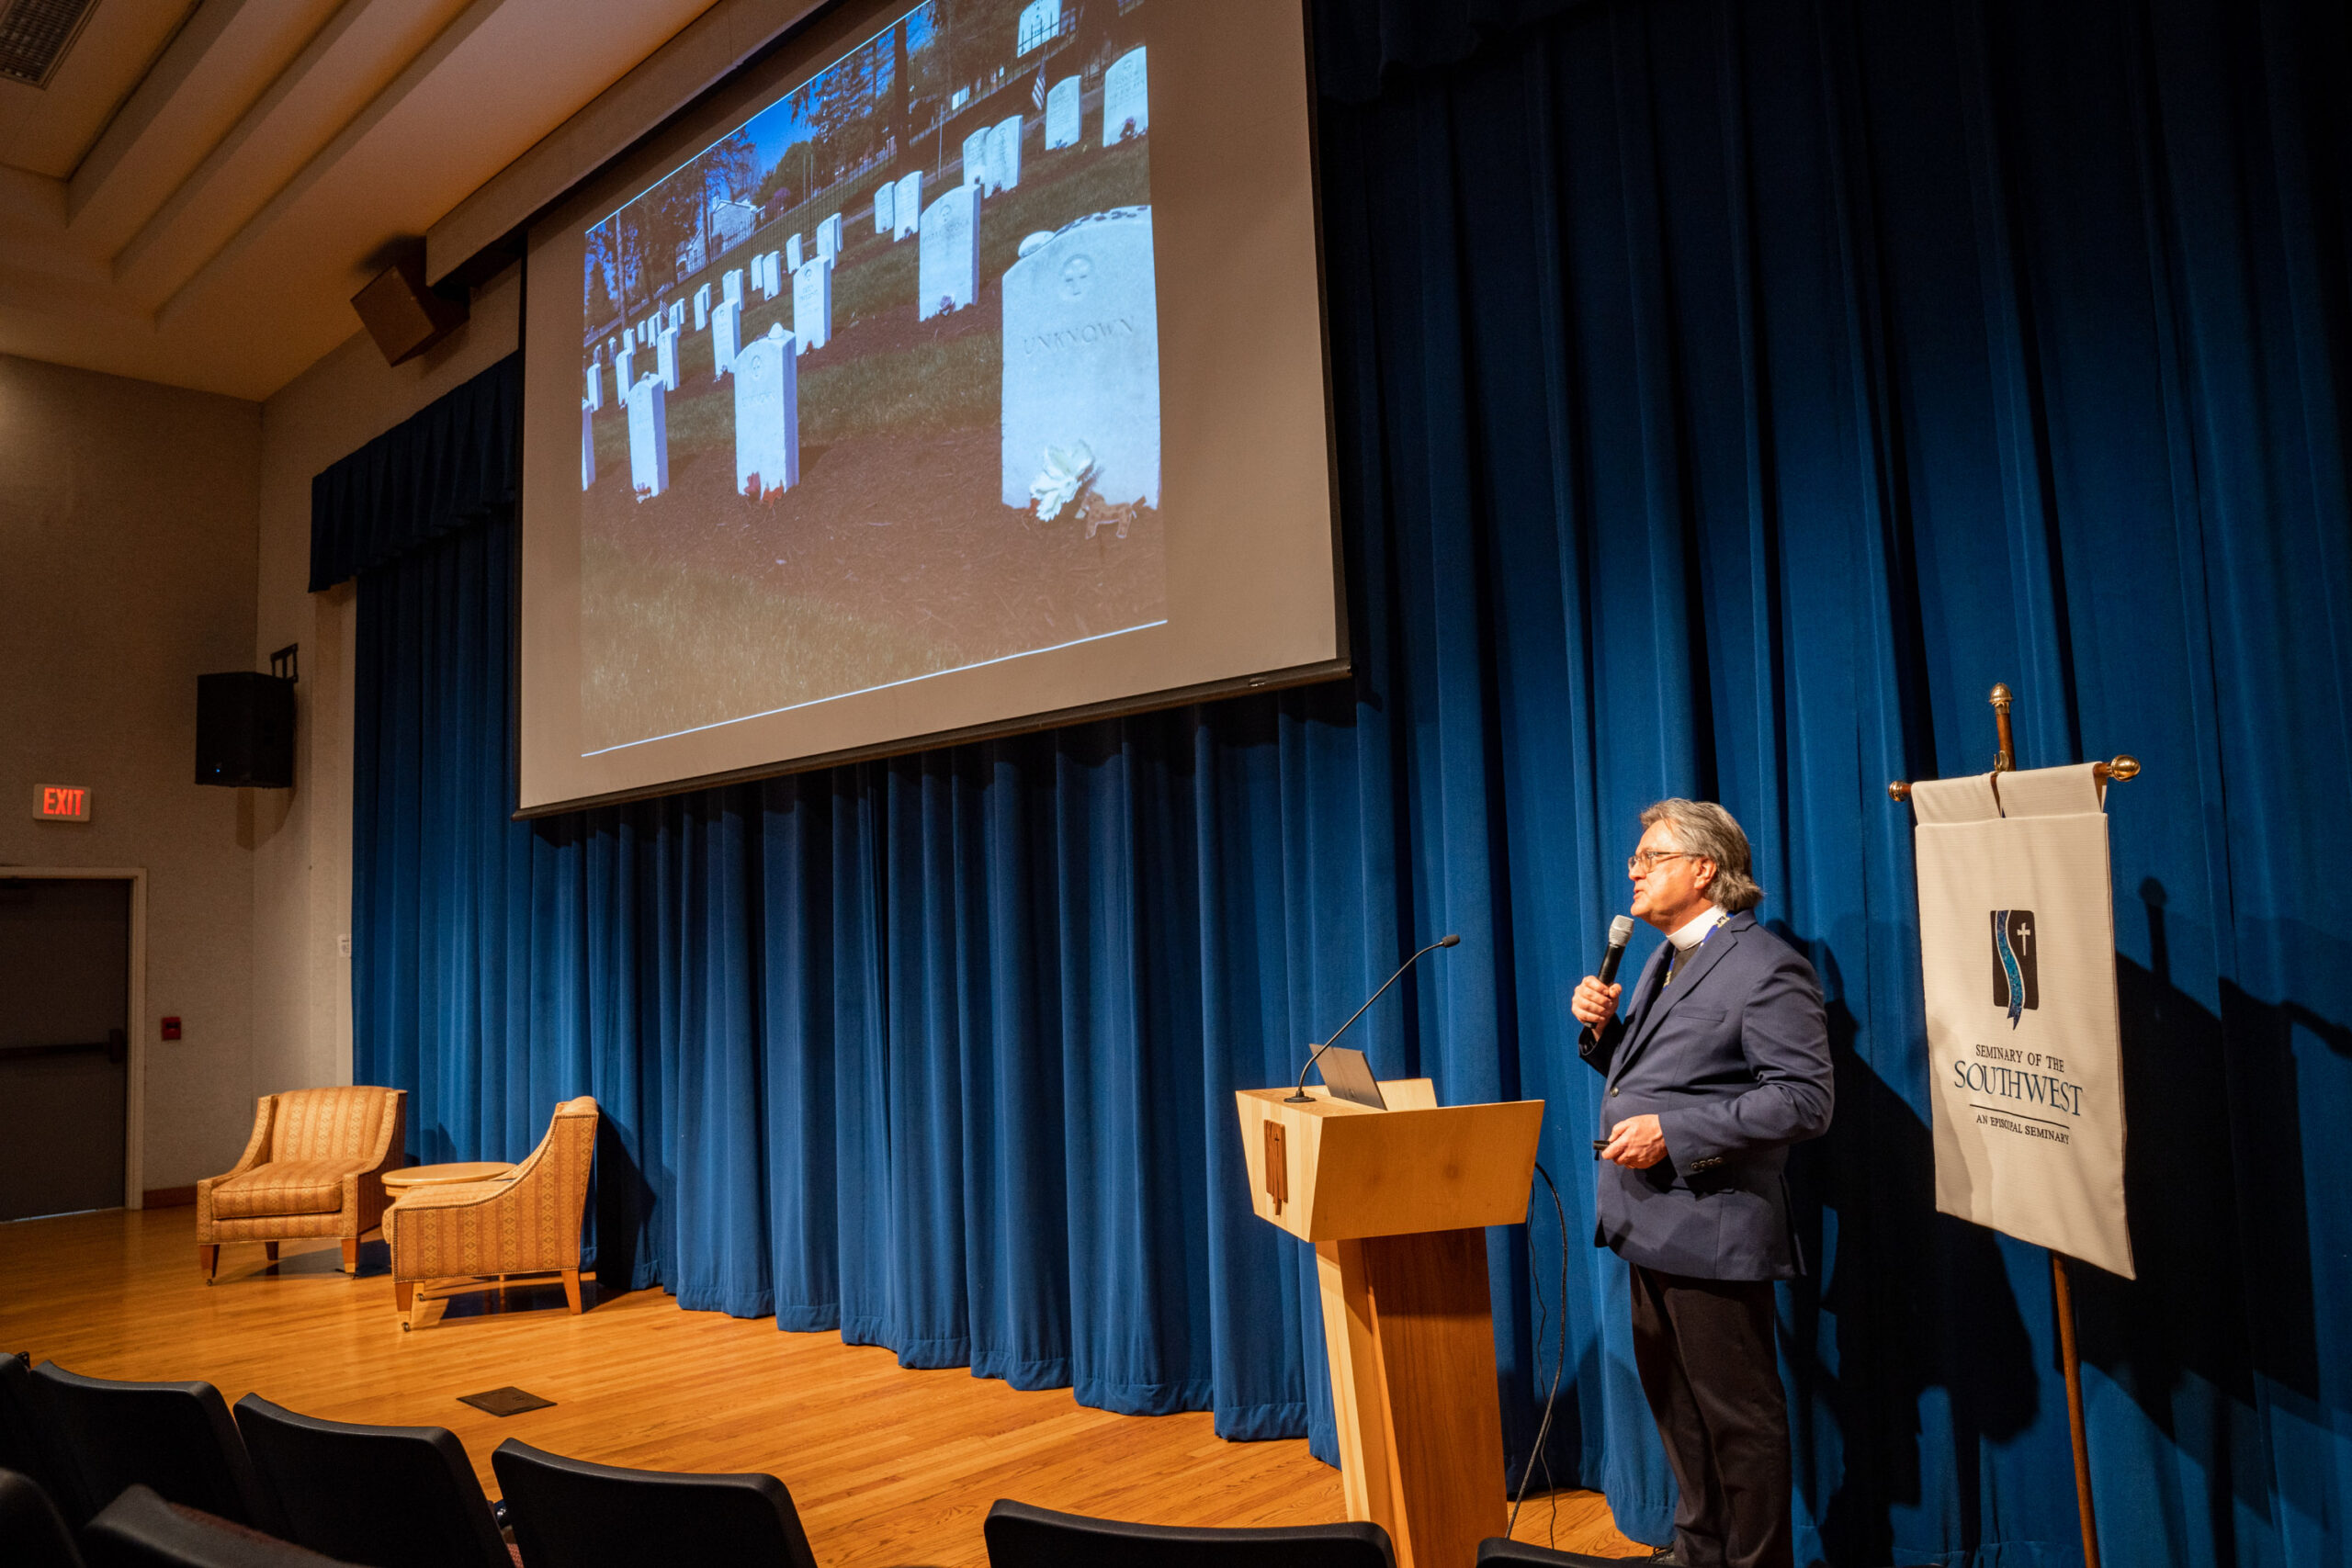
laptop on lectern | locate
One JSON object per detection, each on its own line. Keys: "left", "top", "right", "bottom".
{"left": 1316, "top": 1047, "right": 1388, "bottom": 1111}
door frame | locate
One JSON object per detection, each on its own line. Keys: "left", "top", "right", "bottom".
{"left": 4, "top": 868, "right": 148, "bottom": 1209}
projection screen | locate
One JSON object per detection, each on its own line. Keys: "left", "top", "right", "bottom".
{"left": 518, "top": 0, "right": 1342, "bottom": 814}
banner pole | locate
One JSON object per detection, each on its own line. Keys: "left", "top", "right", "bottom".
{"left": 2051, "top": 1252, "right": 2102, "bottom": 1568}
{"left": 1984, "top": 685, "right": 2098, "bottom": 1568}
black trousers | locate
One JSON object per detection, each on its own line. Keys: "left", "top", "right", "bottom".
{"left": 1628, "top": 1264, "right": 1793, "bottom": 1568}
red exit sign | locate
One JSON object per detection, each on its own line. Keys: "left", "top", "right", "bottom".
{"left": 34, "top": 785, "right": 91, "bottom": 822}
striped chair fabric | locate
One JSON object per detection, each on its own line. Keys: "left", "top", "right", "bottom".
{"left": 386, "top": 1098, "right": 598, "bottom": 1328}
{"left": 195, "top": 1089, "right": 406, "bottom": 1281}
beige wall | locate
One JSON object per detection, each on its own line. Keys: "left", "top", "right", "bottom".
{"left": 249, "top": 265, "right": 522, "bottom": 1109}
{"left": 0, "top": 356, "right": 261, "bottom": 1193}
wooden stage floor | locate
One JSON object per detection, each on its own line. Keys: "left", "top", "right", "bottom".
{"left": 0, "top": 1206, "right": 1644, "bottom": 1565}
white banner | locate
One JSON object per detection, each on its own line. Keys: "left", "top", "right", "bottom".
{"left": 1912, "top": 762, "right": 2133, "bottom": 1278}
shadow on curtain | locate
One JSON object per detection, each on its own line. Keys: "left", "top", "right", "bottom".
{"left": 332, "top": 0, "right": 2351, "bottom": 1562}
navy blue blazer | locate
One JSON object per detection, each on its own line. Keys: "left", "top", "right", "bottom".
{"left": 1578, "top": 910, "right": 1832, "bottom": 1280}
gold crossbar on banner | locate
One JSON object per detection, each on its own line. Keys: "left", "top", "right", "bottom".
{"left": 1888, "top": 684, "right": 2140, "bottom": 801}
{"left": 1889, "top": 682, "right": 2141, "bottom": 1568}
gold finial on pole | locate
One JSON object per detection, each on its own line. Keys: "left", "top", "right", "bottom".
{"left": 1889, "top": 690, "right": 2139, "bottom": 801}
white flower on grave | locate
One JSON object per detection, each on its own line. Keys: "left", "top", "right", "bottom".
{"left": 1029, "top": 443, "right": 1097, "bottom": 522}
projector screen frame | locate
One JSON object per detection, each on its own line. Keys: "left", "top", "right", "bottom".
{"left": 513, "top": 0, "right": 1350, "bottom": 818}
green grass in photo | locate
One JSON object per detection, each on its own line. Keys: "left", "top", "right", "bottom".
{"left": 581, "top": 534, "right": 967, "bottom": 746}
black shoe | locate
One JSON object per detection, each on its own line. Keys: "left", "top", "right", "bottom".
{"left": 1645, "top": 1549, "right": 1682, "bottom": 1565}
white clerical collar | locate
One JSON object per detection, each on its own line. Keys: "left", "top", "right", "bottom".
{"left": 1667, "top": 905, "right": 1729, "bottom": 951}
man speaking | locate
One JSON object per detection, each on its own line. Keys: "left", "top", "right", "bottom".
{"left": 1572, "top": 800, "right": 1832, "bottom": 1568}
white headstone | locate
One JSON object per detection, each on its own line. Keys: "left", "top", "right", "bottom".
{"left": 657, "top": 324, "right": 682, "bottom": 391}
{"left": 990, "top": 117, "right": 1023, "bottom": 191}
{"left": 711, "top": 299, "right": 741, "bottom": 378}
{"left": 818, "top": 213, "right": 842, "bottom": 258}
{"left": 1017, "top": 0, "right": 1061, "bottom": 53}
{"left": 615, "top": 343, "right": 636, "bottom": 391}
{"left": 919, "top": 186, "right": 980, "bottom": 321}
{"left": 785, "top": 234, "right": 802, "bottom": 273}
{"left": 893, "top": 172, "right": 922, "bottom": 240}
{"left": 626, "top": 374, "right": 670, "bottom": 500}
{"left": 672, "top": 301, "right": 686, "bottom": 331}
{"left": 1046, "top": 77, "right": 1080, "bottom": 149}
{"left": 584, "top": 361, "right": 603, "bottom": 411}
{"left": 581, "top": 400, "right": 595, "bottom": 490}
{"left": 1102, "top": 48, "right": 1148, "bottom": 144}
{"left": 694, "top": 284, "right": 711, "bottom": 330}
{"left": 1000, "top": 208, "right": 1159, "bottom": 509}
{"left": 733, "top": 323, "right": 800, "bottom": 500}
{"left": 723, "top": 269, "right": 743, "bottom": 304}
{"left": 964, "top": 129, "right": 992, "bottom": 189}
{"left": 876, "top": 183, "right": 896, "bottom": 234}
{"left": 791, "top": 257, "right": 832, "bottom": 355}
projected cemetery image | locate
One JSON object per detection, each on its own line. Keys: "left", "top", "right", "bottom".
{"left": 578, "top": 0, "right": 1160, "bottom": 752}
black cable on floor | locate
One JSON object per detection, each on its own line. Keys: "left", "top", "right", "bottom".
{"left": 1508, "top": 1158, "right": 1570, "bottom": 1542}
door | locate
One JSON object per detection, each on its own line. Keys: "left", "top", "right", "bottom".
{"left": 0, "top": 877, "right": 131, "bottom": 1220}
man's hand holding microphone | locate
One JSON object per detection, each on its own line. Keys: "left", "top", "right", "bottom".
{"left": 1578, "top": 915, "right": 1667, "bottom": 1169}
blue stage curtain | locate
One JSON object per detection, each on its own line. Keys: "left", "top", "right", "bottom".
{"left": 339, "top": 0, "right": 2350, "bottom": 1562}
{"left": 311, "top": 355, "right": 521, "bottom": 591}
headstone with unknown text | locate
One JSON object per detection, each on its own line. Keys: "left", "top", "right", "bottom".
{"left": 964, "top": 129, "right": 992, "bottom": 189}
{"left": 581, "top": 400, "right": 595, "bottom": 490}
{"left": 712, "top": 299, "right": 741, "bottom": 377}
{"left": 616, "top": 343, "right": 636, "bottom": 392}
{"left": 733, "top": 323, "right": 800, "bottom": 500}
{"left": 792, "top": 257, "right": 832, "bottom": 355}
{"left": 657, "top": 324, "right": 681, "bottom": 390}
{"left": 694, "top": 284, "right": 711, "bottom": 330}
{"left": 990, "top": 117, "right": 1022, "bottom": 191}
{"left": 919, "top": 186, "right": 979, "bottom": 321}
{"left": 626, "top": 374, "right": 670, "bottom": 499}
{"left": 785, "top": 234, "right": 802, "bottom": 274}
{"left": 1000, "top": 208, "right": 1159, "bottom": 509}
{"left": 584, "top": 361, "right": 602, "bottom": 411}
{"left": 1102, "top": 48, "right": 1147, "bottom": 144}
{"left": 893, "top": 172, "right": 921, "bottom": 239}
{"left": 818, "top": 213, "right": 842, "bottom": 258}
{"left": 876, "top": 183, "right": 895, "bottom": 234}
{"left": 724, "top": 268, "right": 743, "bottom": 304}
{"left": 1046, "top": 77, "right": 1080, "bottom": 149}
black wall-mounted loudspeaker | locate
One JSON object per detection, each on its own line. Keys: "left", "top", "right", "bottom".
{"left": 352, "top": 248, "right": 468, "bottom": 367}
{"left": 196, "top": 673, "right": 296, "bottom": 788}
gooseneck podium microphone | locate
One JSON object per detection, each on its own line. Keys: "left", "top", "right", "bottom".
{"left": 1598, "top": 915, "right": 1636, "bottom": 986}
{"left": 1286, "top": 934, "right": 1462, "bottom": 1103}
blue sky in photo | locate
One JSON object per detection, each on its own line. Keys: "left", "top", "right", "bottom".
{"left": 594, "top": 0, "right": 937, "bottom": 242}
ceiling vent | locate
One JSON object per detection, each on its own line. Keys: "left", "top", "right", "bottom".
{"left": 0, "top": 0, "right": 100, "bottom": 89}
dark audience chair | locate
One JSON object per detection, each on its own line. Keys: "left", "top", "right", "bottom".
{"left": 231, "top": 1395, "right": 508, "bottom": 1568}
{"left": 0, "top": 1465, "right": 85, "bottom": 1568}
{"left": 491, "top": 1438, "right": 819, "bottom": 1568}
{"left": 982, "top": 1499, "right": 1396, "bottom": 1568}
{"left": 28, "top": 1363, "right": 278, "bottom": 1533}
{"left": 3, "top": 1353, "right": 82, "bottom": 1516}
{"left": 78, "top": 1484, "right": 351, "bottom": 1568}
{"left": 1476, "top": 1538, "right": 1642, "bottom": 1568}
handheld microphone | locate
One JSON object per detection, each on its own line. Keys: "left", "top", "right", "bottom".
{"left": 1597, "top": 915, "right": 1635, "bottom": 986}
{"left": 1287, "top": 934, "right": 1461, "bottom": 1103}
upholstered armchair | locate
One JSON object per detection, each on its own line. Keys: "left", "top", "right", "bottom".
{"left": 196, "top": 1087, "right": 407, "bottom": 1280}
{"left": 387, "top": 1097, "right": 599, "bottom": 1328}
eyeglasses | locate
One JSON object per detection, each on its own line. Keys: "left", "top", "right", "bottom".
{"left": 1627, "top": 851, "right": 1696, "bottom": 875}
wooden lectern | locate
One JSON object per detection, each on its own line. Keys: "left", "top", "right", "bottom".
{"left": 1237, "top": 1080, "right": 1544, "bottom": 1568}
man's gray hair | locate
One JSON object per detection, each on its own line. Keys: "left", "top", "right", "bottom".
{"left": 1640, "top": 798, "right": 1765, "bottom": 913}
